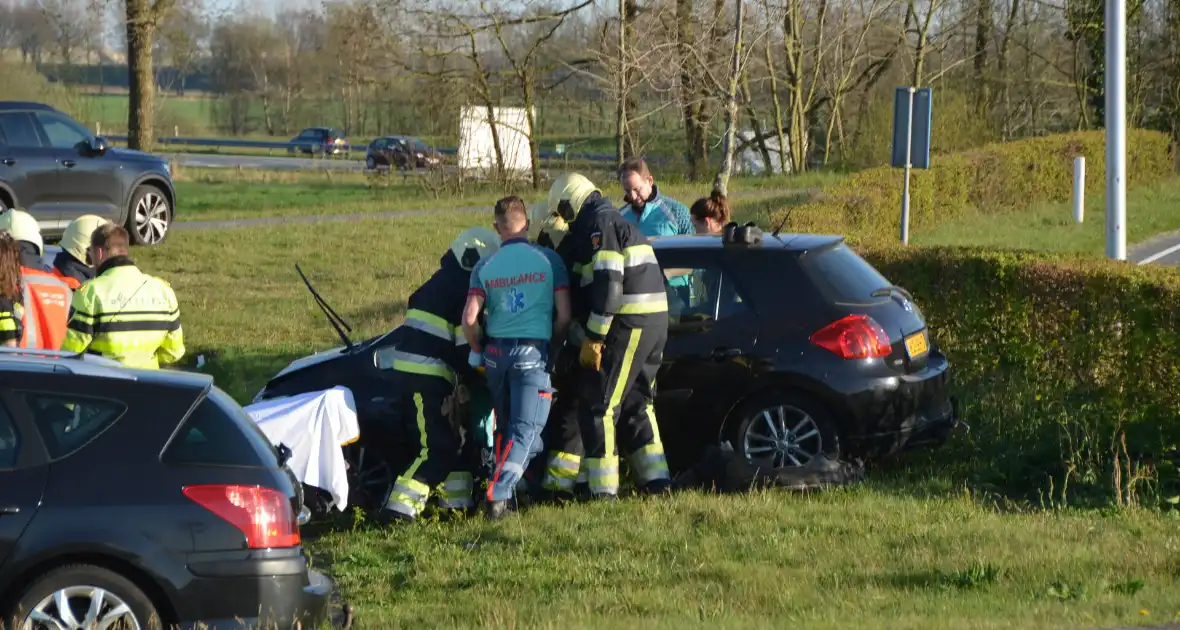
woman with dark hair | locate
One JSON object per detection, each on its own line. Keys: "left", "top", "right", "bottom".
{"left": 689, "top": 192, "right": 732, "bottom": 235}
{"left": 0, "top": 234, "right": 24, "bottom": 347}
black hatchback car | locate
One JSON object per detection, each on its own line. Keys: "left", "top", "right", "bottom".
{"left": 364, "top": 136, "right": 441, "bottom": 171}
{"left": 0, "top": 102, "right": 177, "bottom": 246}
{"left": 255, "top": 226, "right": 958, "bottom": 510}
{"left": 0, "top": 350, "right": 332, "bottom": 629}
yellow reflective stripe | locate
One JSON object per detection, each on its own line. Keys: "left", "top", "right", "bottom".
{"left": 629, "top": 443, "right": 670, "bottom": 484}
{"left": 592, "top": 250, "right": 624, "bottom": 273}
{"left": 397, "top": 394, "right": 432, "bottom": 485}
{"left": 383, "top": 350, "right": 457, "bottom": 384}
{"left": 543, "top": 451, "right": 582, "bottom": 491}
{"left": 646, "top": 401, "right": 663, "bottom": 446}
{"left": 586, "top": 456, "right": 620, "bottom": 494}
{"left": 617, "top": 292, "right": 668, "bottom": 314}
{"left": 0, "top": 313, "right": 15, "bottom": 333}
{"left": 623, "top": 244, "right": 658, "bottom": 268}
{"left": 604, "top": 328, "right": 642, "bottom": 457}
{"left": 587, "top": 312, "right": 612, "bottom": 336}
{"left": 404, "top": 308, "right": 455, "bottom": 343}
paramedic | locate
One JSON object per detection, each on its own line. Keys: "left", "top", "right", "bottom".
{"left": 61, "top": 224, "right": 184, "bottom": 368}
{"left": 0, "top": 209, "right": 71, "bottom": 349}
{"left": 463, "top": 196, "right": 571, "bottom": 519}
{"left": 379, "top": 227, "right": 501, "bottom": 523}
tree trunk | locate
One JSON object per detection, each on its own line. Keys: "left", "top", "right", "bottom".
{"left": 713, "top": 0, "right": 743, "bottom": 197}
{"left": 783, "top": 0, "right": 808, "bottom": 173}
{"left": 676, "top": 0, "right": 706, "bottom": 180}
{"left": 740, "top": 70, "right": 773, "bottom": 175}
{"left": 617, "top": 0, "right": 628, "bottom": 165}
{"left": 761, "top": 8, "right": 789, "bottom": 175}
{"left": 973, "top": 0, "right": 992, "bottom": 111}
{"left": 126, "top": 0, "right": 172, "bottom": 151}
{"left": 524, "top": 71, "right": 541, "bottom": 190}
{"left": 623, "top": 0, "right": 640, "bottom": 157}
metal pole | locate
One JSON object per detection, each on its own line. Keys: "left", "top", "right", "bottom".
{"left": 1073, "top": 156, "right": 1085, "bottom": 223}
{"left": 1105, "top": 0, "right": 1127, "bottom": 260}
{"left": 900, "top": 87, "right": 916, "bottom": 246}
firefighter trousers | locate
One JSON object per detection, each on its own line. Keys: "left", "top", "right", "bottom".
{"left": 382, "top": 380, "right": 474, "bottom": 519}
{"left": 574, "top": 322, "right": 671, "bottom": 496}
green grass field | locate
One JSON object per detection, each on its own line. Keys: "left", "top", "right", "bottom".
{"left": 915, "top": 178, "right": 1180, "bottom": 254}
{"left": 123, "top": 195, "right": 1180, "bottom": 629}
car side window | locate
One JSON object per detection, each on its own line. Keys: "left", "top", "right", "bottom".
{"left": 34, "top": 112, "right": 91, "bottom": 150}
{"left": 19, "top": 392, "right": 127, "bottom": 461}
{"left": 0, "top": 113, "right": 44, "bottom": 148}
{"left": 662, "top": 265, "right": 747, "bottom": 326}
{"left": 0, "top": 401, "right": 20, "bottom": 469}
{"left": 163, "top": 388, "right": 279, "bottom": 467}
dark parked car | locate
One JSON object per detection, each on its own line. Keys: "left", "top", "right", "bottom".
{"left": 254, "top": 226, "right": 958, "bottom": 509}
{"left": 0, "top": 102, "right": 177, "bottom": 246}
{"left": 365, "top": 136, "right": 441, "bottom": 171}
{"left": 288, "top": 127, "right": 350, "bottom": 157}
{"left": 0, "top": 349, "right": 332, "bottom": 630}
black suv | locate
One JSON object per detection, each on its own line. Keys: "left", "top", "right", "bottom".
{"left": 0, "top": 349, "right": 332, "bottom": 629}
{"left": 0, "top": 102, "right": 176, "bottom": 246}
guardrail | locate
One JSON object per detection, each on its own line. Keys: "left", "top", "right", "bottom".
{"left": 103, "top": 135, "right": 667, "bottom": 164}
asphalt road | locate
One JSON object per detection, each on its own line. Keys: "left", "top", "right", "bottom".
{"left": 1128, "top": 230, "right": 1180, "bottom": 266}
{"left": 164, "top": 152, "right": 367, "bottom": 172}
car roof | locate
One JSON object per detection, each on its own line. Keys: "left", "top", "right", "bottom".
{"left": 649, "top": 232, "right": 844, "bottom": 252}
{"left": 0, "top": 348, "right": 213, "bottom": 389}
{"left": 0, "top": 101, "right": 58, "bottom": 112}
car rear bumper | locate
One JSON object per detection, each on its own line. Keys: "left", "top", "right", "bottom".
{"left": 174, "top": 548, "right": 332, "bottom": 629}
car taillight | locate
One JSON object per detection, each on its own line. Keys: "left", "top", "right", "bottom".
{"left": 183, "top": 485, "right": 301, "bottom": 549}
{"left": 810, "top": 314, "right": 892, "bottom": 360}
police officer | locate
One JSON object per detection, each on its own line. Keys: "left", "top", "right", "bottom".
{"left": 60, "top": 224, "right": 184, "bottom": 368}
{"left": 380, "top": 227, "right": 501, "bottom": 523}
{"left": 462, "top": 196, "right": 571, "bottom": 519}
{"left": 0, "top": 209, "right": 71, "bottom": 350}
{"left": 547, "top": 173, "right": 673, "bottom": 499}
{"left": 53, "top": 215, "right": 111, "bottom": 289}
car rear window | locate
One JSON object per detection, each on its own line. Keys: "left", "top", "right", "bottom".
{"left": 164, "top": 387, "right": 279, "bottom": 467}
{"left": 20, "top": 392, "right": 127, "bottom": 461}
{"left": 800, "top": 243, "right": 891, "bottom": 303}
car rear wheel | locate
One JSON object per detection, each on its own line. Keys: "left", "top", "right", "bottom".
{"left": 127, "top": 185, "right": 170, "bottom": 246}
{"left": 731, "top": 391, "right": 840, "bottom": 469}
{"left": 8, "top": 564, "right": 162, "bottom": 630}
{"left": 365, "top": 155, "right": 376, "bottom": 170}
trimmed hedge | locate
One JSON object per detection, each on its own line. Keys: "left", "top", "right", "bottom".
{"left": 863, "top": 245, "right": 1180, "bottom": 506}
{"left": 776, "top": 130, "right": 1174, "bottom": 243}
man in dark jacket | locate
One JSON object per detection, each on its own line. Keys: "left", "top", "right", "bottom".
{"left": 53, "top": 215, "right": 110, "bottom": 289}
{"left": 378, "top": 227, "right": 501, "bottom": 523}
{"left": 544, "top": 173, "right": 673, "bottom": 500}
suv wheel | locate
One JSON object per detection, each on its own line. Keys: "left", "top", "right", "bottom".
{"left": 127, "top": 185, "right": 171, "bottom": 246}
{"left": 365, "top": 155, "right": 376, "bottom": 170}
{"left": 730, "top": 391, "right": 840, "bottom": 469}
{"left": 6, "top": 564, "right": 162, "bottom": 630}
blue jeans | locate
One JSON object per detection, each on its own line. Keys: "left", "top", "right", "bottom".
{"left": 484, "top": 339, "right": 554, "bottom": 502}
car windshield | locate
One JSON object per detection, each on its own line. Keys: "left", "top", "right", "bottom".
{"left": 799, "top": 243, "right": 891, "bottom": 304}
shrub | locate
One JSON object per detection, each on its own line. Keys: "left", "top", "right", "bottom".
{"left": 863, "top": 245, "right": 1180, "bottom": 506}
{"left": 0, "top": 62, "right": 87, "bottom": 120}
{"left": 774, "top": 130, "right": 1175, "bottom": 244}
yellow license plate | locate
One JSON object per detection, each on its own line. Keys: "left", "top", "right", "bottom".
{"left": 904, "top": 331, "right": 929, "bottom": 359}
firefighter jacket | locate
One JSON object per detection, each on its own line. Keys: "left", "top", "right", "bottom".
{"left": 386, "top": 252, "right": 477, "bottom": 389}
{"left": 60, "top": 256, "right": 184, "bottom": 369}
{"left": 561, "top": 193, "right": 669, "bottom": 341}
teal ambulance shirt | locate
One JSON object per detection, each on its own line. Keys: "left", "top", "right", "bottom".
{"left": 621, "top": 187, "right": 693, "bottom": 289}
{"left": 469, "top": 238, "right": 569, "bottom": 341}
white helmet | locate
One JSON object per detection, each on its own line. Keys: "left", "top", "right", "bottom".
{"left": 546, "top": 173, "right": 600, "bottom": 223}
{"left": 0, "top": 208, "right": 42, "bottom": 255}
{"left": 450, "top": 227, "right": 501, "bottom": 271}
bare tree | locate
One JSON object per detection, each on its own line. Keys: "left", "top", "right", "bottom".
{"left": 157, "top": 0, "right": 206, "bottom": 96}
{"left": 713, "top": 0, "right": 744, "bottom": 196}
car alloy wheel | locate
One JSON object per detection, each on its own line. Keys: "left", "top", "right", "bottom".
{"left": 22, "top": 586, "right": 141, "bottom": 630}
{"left": 134, "top": 191, "right": 169, "bottom": 245}
{"left": 741, "top": 404, "right": 825, "bottom": 468}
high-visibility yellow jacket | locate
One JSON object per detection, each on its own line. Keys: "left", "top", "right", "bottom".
{"left": 61, "top": 257, "right": 184, "bottom": 369}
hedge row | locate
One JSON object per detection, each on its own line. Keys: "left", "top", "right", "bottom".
{"left": 775, "top": 129, "right": 1175, "bottom": 243}
{"left": 863, "top": 245, "right": 1180, "bottom": 506}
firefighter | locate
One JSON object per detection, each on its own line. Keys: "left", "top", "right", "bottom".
{"left": 53, "top": 215, "right": 111, "bottom": 289}
{"left": 0, "top": 209, "right": 71, "bottom": 350}
{"left": 546, "top": 173, "right": 672, "bottom": 499}
{"left": 379, "top": 227, "right": 501, "bottom": 523}
{"left": 462, "top": 196, "right": 571, "bottom": 519}
{"left": 60, "top": 224, "right": 184, "bottom": 368}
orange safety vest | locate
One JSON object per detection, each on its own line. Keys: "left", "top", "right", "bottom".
{"left": 51, "top": 267, "right": 83, "bottom": 290}
{"left": 19, "top": 267, "right": 71, "bottom": 350}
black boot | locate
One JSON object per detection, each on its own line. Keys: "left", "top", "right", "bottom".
{"left": 483, "top": 498, "right": 517, "bottom": 520}
{"left": 374, "top": 508, "right": 416, "bottom": 526}
{"left": 641, "top": 479, "right": 674, "bottom": 495}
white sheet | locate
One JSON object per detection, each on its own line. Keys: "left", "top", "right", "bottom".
{"left": 243, "top": 386, "right": 361, "bottom": 512}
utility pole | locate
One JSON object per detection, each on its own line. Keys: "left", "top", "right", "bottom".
{"left": 1105, "top": 0, "right": 1127, "bottom": 260}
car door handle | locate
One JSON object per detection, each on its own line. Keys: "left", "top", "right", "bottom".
{"left": 61, "top": 160, "right": 76, "bottom": 168}
{"left": 1, "top": 159, "right": 14, "bottom": 166}
{"left": 0, "top": 506, "right": 19, "bottom": 515}
{"left": 712, "top": 347, "right": 742, "bottom": 360}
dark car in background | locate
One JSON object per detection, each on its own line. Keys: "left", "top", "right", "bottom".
{"left": 0, "top": 102, "right": 176, "bottom": 246}
{"left": 0, "top": 349, "right": 332, "bottom": 630}
{"left": 288, "top": 127, "right": 350, "bottom": 157}
{"left": 365, "top": 136, "right": 442, "bottom": 171}
{"left": 252, "top": 224, "right": 959, "bottom": 511}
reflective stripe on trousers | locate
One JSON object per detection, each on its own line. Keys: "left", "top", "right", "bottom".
{"left": 378, "top": 349, "right": 457, "bottom": 385}
{"left": 541, "top": 451, "right": 581, "bottom": 491}
{"left": 437, "top": 471, "right": 474, "bottom": 509}
{"left": 586, "top": 456, "right": 620, "bottom": 496}
{"left": 384, "top": 394, "right": 433, "bottom": 518}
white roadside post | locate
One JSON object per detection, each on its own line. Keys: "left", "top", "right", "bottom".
{"left": 1105, "top": 0, "right": 1127, "bottom": 260}
{"left": 901, "top": 87, "right": 916, "bottom": 245}
{"left": 1073, "top": 156, "right": 1085, "bottom": 223}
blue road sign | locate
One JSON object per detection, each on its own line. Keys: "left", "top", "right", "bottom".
{"left": 891, "top": 87, "right": 933, "bottom": 170}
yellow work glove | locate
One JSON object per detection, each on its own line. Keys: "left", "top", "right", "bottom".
{"left": 579, "top": 340, "right": 604, "bottom": 370}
